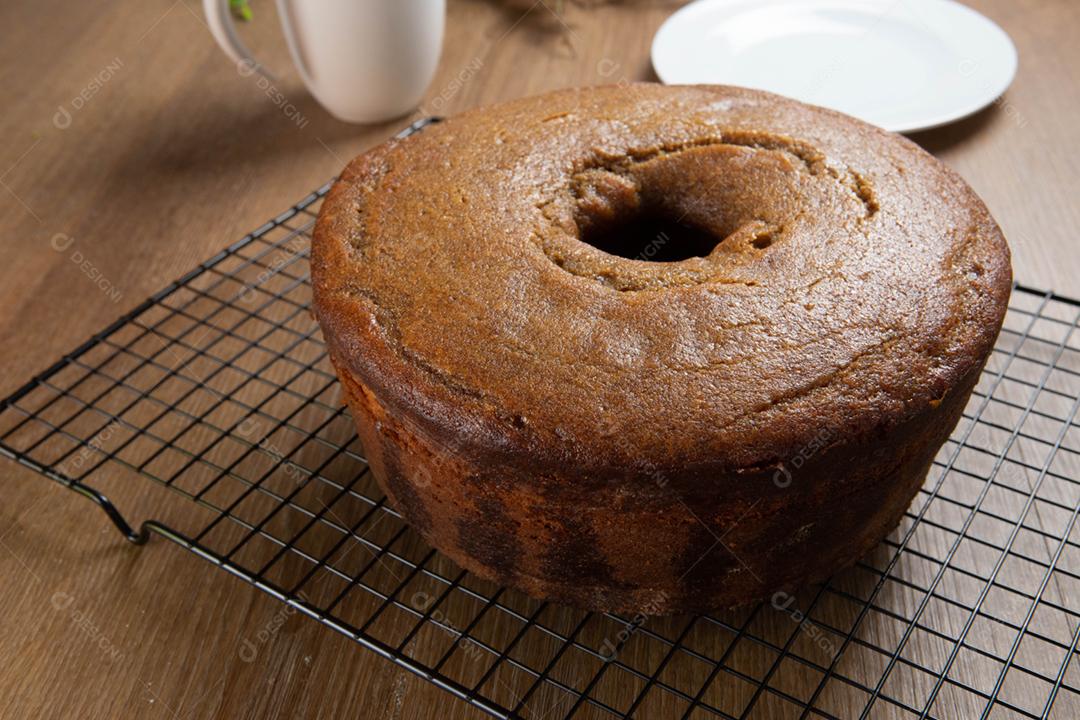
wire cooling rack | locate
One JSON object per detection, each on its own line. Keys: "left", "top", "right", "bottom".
{"left": 3, "top": 120, "right": 1080, "bottom": 719}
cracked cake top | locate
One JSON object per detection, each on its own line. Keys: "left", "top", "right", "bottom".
{"left": 311, "top": 84, "right": 1011, "bottom": 480}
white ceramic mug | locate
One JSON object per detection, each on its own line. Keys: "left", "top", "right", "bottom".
{"left": 203, "top": 0, "right": 445, "bottom": 124}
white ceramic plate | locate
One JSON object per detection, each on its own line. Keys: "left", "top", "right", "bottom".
{"left": 651, "top": 0, "right": 1018, "bottom": 133}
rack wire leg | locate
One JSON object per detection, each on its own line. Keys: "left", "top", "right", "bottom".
{"left": 65, "top": 482, "right": 150, "bottom": 545}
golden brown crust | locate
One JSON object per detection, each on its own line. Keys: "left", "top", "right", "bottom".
{"left": 312, "top": 84, "right": 1011, "bottom": 613}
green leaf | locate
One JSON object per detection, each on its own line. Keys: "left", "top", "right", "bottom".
{"left": 229, "top": 0, "right": 253, "bottom": 22}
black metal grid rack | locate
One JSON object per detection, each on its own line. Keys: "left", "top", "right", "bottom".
{"left": 3, "top": 121, "right": 1080, "bottom": 719}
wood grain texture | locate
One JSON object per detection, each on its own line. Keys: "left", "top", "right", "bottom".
{"left": 0, "top": 1, "right": 1077, "bottom": 718}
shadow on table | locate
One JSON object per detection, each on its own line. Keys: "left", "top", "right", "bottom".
{"left": 905, "top": 102, "right": 1002, "bottom": 154}
{"left": 108, "top": 83, "right": 377, "bottom": 185}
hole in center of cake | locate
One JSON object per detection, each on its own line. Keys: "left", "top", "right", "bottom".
{"left": 577, "top": 209, "right": 722, "bottom": 263}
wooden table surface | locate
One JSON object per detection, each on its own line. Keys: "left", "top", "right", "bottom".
{"left": 1, "top": 1, "right": 1078, "bottom": 718}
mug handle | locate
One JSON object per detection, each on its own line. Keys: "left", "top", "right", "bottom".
{"left": 202, "top": 0, "right": 276, "bottom": 80}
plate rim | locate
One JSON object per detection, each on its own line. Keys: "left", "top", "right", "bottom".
{"left": 650, "top": 0, "right": 1019, "bottom": 133}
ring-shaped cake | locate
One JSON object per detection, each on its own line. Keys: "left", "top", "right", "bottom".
{"left": 312, "top": 84, "right": 1011, "bottom": 614}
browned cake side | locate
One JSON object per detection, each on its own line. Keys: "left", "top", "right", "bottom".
{"left": 311, "top": 84, "right": 1011, "bottom": 615}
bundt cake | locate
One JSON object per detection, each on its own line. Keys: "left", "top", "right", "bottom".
{"left": 311, "top": 84, "right": 1011, "bottom": 614}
